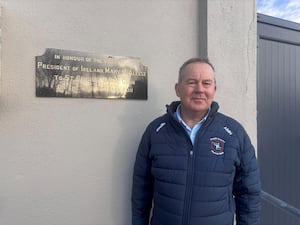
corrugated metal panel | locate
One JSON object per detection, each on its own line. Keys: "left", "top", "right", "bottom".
{"left": 257, "top": 13, "right": 300, "bottom": 225}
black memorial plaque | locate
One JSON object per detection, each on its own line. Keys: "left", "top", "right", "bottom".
{"left": 36, "top": 48, "right": 148, "bottom": 99}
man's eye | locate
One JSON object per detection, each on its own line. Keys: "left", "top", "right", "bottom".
{"left": 203, "top": 81, "right": 213, "bottom": 86}
{"left": 187, "top": 80, "right": 197, "bottom": 85}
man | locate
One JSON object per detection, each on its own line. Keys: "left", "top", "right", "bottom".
{"left": 132, "top": 58, "right": 261, "bottom": 225}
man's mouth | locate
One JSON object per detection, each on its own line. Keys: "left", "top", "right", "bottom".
{"left": 192, "top": 97, "right": 206, "bottom": 101}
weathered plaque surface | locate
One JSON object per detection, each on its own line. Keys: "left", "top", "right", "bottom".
{"left": 36, "top": 48, "right": 148, "bottom": 99}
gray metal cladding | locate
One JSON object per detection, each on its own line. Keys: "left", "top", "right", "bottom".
{"left": 257, "top": 13, "right": 300, "bottom": 225}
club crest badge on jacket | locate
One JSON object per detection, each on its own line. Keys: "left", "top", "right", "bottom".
{"left": 210, "top": 137, "right": 225, "bottom": 155}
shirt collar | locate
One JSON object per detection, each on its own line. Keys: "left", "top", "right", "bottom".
{"left": 175, "top": 104, "right": 210, "bottom": 130}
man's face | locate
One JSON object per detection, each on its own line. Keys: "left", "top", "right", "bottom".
{"left": 175, "top": 62, "right": 216, "bottom": 116}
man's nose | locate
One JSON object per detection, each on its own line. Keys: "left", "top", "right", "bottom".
{"left": 194, "top": 83, "right": 203, "bottom": 92}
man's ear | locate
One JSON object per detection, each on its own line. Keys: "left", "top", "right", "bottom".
{"left": 175, "top": 83, "right": 180, "bottom": 97}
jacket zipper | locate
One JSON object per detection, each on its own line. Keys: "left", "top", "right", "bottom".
{"left": 172, "top": 117, "right": 194, "bottom": 225}
{"left": 181, "top": 116, "right": 213, "bottom": 225}
{"left": 169, "top": 108, "right": 214, "bottom": 225}
{"left": 182, "top": 146, "right": 195, "bottom": 225}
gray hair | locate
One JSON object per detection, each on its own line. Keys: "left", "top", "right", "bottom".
{"left": 178, "top": 58, "right": 215, "bottom": 82}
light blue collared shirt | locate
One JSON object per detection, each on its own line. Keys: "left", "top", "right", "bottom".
{"left": 174, "top": 105, "right": 210, "bottom": 145}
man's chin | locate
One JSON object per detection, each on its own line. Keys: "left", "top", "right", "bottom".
{"left": 191, "top": 106, "right": 209, "bottom": 113}
{"left": 192, "top": 102, "right": 207, "bottom": 108}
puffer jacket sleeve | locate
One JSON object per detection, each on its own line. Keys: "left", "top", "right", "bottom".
{"left": 233, "top": 126, "right": 261, "bottom": 225}
{"left": 132, "top": 125, "right": 154, "bottom": 225}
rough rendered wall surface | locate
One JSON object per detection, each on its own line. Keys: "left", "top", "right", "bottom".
{"left": 208, "top": 0, "right": 257, "bottom": 148}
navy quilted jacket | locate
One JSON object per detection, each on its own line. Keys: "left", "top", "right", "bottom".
{"left": 132, "top": 101, "right": 261, "bottom": 225}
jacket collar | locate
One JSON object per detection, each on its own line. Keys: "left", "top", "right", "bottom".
{"left": 166, "top": 101, "right": 219, "bottom": 118}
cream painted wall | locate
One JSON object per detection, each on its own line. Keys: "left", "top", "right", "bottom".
{"left": 207, "top": 0, "right": 257, "bottom": 148}
{"left": 0, "top": 0, "right": 256, "bottom": 225}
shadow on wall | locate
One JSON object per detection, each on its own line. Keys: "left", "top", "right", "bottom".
{"left": 109, "top": 83, "right": 159, "bottom": 225}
